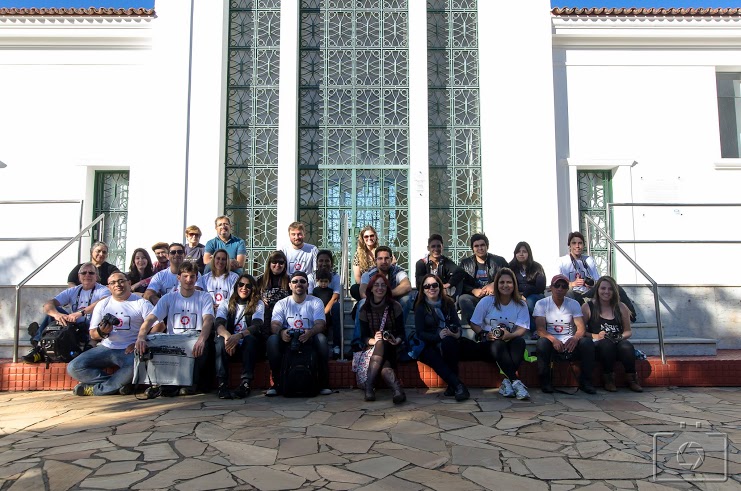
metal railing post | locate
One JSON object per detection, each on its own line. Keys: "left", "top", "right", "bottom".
{"left": 339, "top": 212, "right": 349, "bottom": 361}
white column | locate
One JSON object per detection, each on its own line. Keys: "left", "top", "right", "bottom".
{"left": 407, "top": 0, "right": 430, "bottom": 279}
{"left": 276, "top": 0, "right": 299, "bottom": 246}
{"left": 478, "top": 0, "right": 561, "bottom": 268}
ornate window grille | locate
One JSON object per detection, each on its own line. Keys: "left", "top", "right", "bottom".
{"left": 577, "top": 170, "right": 612, "bottom": 276}
{"left": 224, "top": 0, "right": 282, "bottom": 273}
{"left": 92, "top": 171, "right": 129, "bottom": 270}
{"left": 427, "top": 0, "right": 482, "bottom": 264}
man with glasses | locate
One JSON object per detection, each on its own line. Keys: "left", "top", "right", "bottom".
{"left": 534, "top": 274, "right": 596, "bottom": 394}
{"left": 458, "top": 233, "right": 508, "bottom": 326}
{"left": 203, "top": 215, "right": 246, "bottom": 274}
{"left": 281, "top": 221, "right": 318, "bottom": 276}
{"left": 136, "top": 262, "right": 215, "bottom": 395}
{"left": 144, "top": 243, "right": 201, "bottom": 305}
{"left": 265, "top": 271, "right": 331, "bottom": 396}
{"left": 67, "top": 272, "right": 153, "bottom": 396}
{"left": 23, "top": 262, "right": 111, "bottom": 364}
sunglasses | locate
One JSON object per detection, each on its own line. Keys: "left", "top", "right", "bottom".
{"left": 237, "top": 282, "right": 252, "bottom": 289}
{"left": 553, "top": 282, "right": 569, "bottom": 290}
{"left": 423, "top": 283, "right": 440, "bottom": 290}
{"left": 363, "top": 234, "right": 376, "bottom": 239}
{"left": 79, "top": 271, "right": 96, "bottom": 276}
{"left": 187, "top": 233, "right": 201, "bottom": 237}
{"left": 271, "top": 260, "right": 285, "bottom": 265}
{"left": 169, "top": 250, "right": 185, "bottom": 255}
{"left": 291, "top": 279, "right": 307, "bottom": 285}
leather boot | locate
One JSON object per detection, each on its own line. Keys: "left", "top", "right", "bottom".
{"left": 365, "top": 357, "right": 383, "bottom": 401}
{"left": 381, "top": 367, "right": 406, "bottom": 404}
{"left": 602, "top": 373, "right": 617, "bottom": 392}
{"left": 539, "top": 371, "right": 554, "bottom": 394}
{"left": 626, "top": 372, "right": 643, "bottom": 392}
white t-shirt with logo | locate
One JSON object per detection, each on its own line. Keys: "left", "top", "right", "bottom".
{"left": 470, "top": 296, "right": 530, "bottom": 333}
{"left": 533, "top": 296, "right": 583, "bottom": 343}
{"left": 281, "top": 243, "right": 318, "bottom": 276}
{"left": 90, "top": 294, "right": 154, "bottom": 350}
{"left": 215, "top": 300, "right": 265, "bottom": 344}
{"left": 151, "top": 290, "right": 214, "bottom": 334}
{"left": 197, "top": 271, "right": 239, "bottom": 310}
{"left": 148, "top": 269, "right": 202, "bottom": 297}
{"left": 271, "top": 295, "right": 325, "bottom": 331}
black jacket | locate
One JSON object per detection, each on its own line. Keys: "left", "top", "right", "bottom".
{"left": 458, "top": 253, "right": 508, "bottom": 295}
{"left": 415, "top": 255, "right": 466, "bottom": 297}
{"left": 413, "top": 300, "right": 461, "bottom": 345}
{"left": 507, "top": 260, "right": 546, "bottom": 298}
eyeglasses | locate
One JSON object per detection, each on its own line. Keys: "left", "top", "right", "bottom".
{"left": 237, "top": 282, "right": 252, "bottom": 289}
{"left": 363, "top": 234, "right": 376, "bottom": 239}
{"left": 169, "top": 250, "right": 185, "bottom": 255}
{"left": 553, "top": 283, "right": 569, "bottom": 290}
{"left": 291, "top": 279, "right": 307, "bottom": 285}
{"left": 108, "top": 279, "right": 128, "bottom": 286}
{"left": 423, "top": 283, "right": 440, "bottom": 290}
{"left": 271, "top": 260, "right": 285, "bottom": 265}
{"left": 79, "top": 271, "right": 96, "bottom": 276}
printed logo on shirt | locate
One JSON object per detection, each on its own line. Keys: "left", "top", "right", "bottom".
{"left": 173, "top": 310, "right": 199, "bottom": 331}
{"left": 547, "top": 320, "right": 572, "bottom": 336}
{"left": 287, "top": 314, "right": 310, "bottom": 331}
{"left": 109, "top": 311, "right": 132, "bottom": 331}
{"left": 488, "top": 319, "right": 515, "bottom": 333}
{"left": 292, "top": 261, "right": 303, "bottom": 271}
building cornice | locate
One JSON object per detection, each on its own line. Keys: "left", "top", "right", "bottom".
{"left": 0, "top": 16, "right": 153, "bottom": 49}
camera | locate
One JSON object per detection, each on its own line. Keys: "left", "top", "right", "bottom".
{"left": 584, "top": 276, "right": 595, "bottom": 287}
{"left": 446, "top": 324, "right": 459, "bottom": 334}
{"left": 382, "top": 330, "right": 394, "bottom": 341}
{"left": 491, "top": 323, "right": 508, "bottom": 340}
{"left": 604, "top": 330, "right": 622, "bottom": 343}
{"left": 100, "top": 313, "right": 121, "bottom": 327}
{"left": 136, "top": 349, "right": 152, "bottom": 361}
{"left": 287, "top": 328, "right": 305, "bottom": 351}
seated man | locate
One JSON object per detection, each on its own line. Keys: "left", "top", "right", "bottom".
{"left": 414, "top": 234, "right": 466, "bottom": 298}
{"left": 203, "top": 215, "right": 246, "bottom": 274}
{"left": 458, "top": 233, "right": 507, "bottom": 325}
{"left": 144, "top": 243, "right": 201, "bottom": 305}
{"left": 24, "top": 263, "right": 111, "bottom": 364}
{"left": 67, "top": 272, "right": 153, "bottom": 396}
{"left": 266, "top": 271, "right": 332, "bottom": 396}
{"left": 534, "top": 274, "right": 596, "bottom": 394}
{"left": 136, "top": 262, "right": 214, "bottom": 395}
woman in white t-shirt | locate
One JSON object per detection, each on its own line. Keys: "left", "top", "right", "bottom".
{"left": 214, "top": 273, "right": 265, "bottom": 399}
{"left": 198, "top": 249, "right": 239, "bottom": 312}
{"left": 469, "top": 268, "right": 531, "bottom": 400}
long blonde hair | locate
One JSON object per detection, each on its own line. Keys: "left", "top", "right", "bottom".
{"left": 356, "top": 225, "right": 378, "bottom": 273}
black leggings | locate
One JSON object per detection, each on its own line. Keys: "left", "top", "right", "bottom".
{"left": 594, "top": 339, "right": 636, "bottom": 374}
{"left": 490, "top": 337, "right": 526, "bottom": 380}
{"left": 419, "top": 336, "right": 463, "bottom": 388}
{"left": 214, "top": 333, "right": 266, "bottom": 384}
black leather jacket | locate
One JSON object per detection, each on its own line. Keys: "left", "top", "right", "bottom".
{"left": 458, "top": 253, "right": 508, "bottom": 295}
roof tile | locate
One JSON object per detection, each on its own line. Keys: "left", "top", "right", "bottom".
{"left": 0, "top": 7, "right": 155, "bottom": 17}
{"left": 552, "top": 7, "right": 741, "bottom": 17}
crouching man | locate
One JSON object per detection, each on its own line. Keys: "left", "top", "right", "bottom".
{"left": 136, "top": 262, "right": 214, "bottom": 395}
{"left": 67, "top": 273, "right": 153, "bottom": 396}
{"left": 265, "top": 271, "right": 332, "bottom": 396}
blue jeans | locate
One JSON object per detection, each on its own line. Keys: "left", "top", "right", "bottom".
{"left": 525, "top": 294, "right": 544, "bottom": 333}
{"left": 66, "top": 345, "right": 134, "bottom": 395}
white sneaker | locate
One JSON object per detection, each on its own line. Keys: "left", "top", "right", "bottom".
{"left": 319, "top": 388, "right": 333, "bottom": 395}
{"left": 499, "top": 378, "right": 515, "bottom": 397}
{"left": 512, "top": 379, "right": 530, "bottom": 400}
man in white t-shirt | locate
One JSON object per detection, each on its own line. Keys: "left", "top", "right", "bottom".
{"left": 281, "top": 221, "right": 318, "bottom": 276}
{"left": 144, "top": 243, "right": 202, "bottom": 305}
{"left": 67, "top": 272, "right": 153, "bottom": 396}
{"left": 265, "top": 271, "right": 331, "bottom": 396}
{"left": 137, "top": 262, "right": 214, "bottom": 395}
{"left": 534, "top": 274, "right": 595, "bottom": 394}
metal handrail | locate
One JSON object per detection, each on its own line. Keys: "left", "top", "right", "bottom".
{"left": 583, "top": 214, "right": 666, "bottom": 364}
{"left": 0, "top": 200, "right": 85, "bottom": 264}
{"left": 338, "top": 212, "right": 349, "bottom": 361}
{"left": 12, "top": 213, "right": 106, "bottom": 362}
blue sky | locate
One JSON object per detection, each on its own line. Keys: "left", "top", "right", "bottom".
{"left": 0, "top": 1, "right": 739, "bottom": 8}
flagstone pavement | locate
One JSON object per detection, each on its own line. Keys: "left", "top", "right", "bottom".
{"left": 0, "top": 387, "right": 739, "bottom": 491}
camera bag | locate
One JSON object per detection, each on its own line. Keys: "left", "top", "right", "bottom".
{"left": 281, "top": 344, "right": 318, "bottom": 397}
{"left": 40, "top": 323, "right": 87, "bottom": 365}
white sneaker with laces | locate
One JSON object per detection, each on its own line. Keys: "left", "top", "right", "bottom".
{"left": 512, "top": 379, "right": 530, "bottom": 400}
{"left": 499, "top": 378, "right": 515, "bottom": 397}
{"left": 319, "top": 388, "right": 333, "bottom": 395}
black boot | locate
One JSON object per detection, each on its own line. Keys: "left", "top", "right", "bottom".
{"left": 365, "top": 356, "right": 383, "bottom": 402}
{"left": 539, "top": 371, "right": 554, "bottom": 394}
{"left": 381, "top": 367, "right": 406, "bottom": 404}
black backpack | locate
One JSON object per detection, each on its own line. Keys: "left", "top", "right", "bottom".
{"left": 40, "top": 323, "right": 88, "bottom": 365}
{"left": 281, "top": 345, "right": 318, "bottom": 397}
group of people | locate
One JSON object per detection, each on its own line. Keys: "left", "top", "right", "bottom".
{"left": 23, "top": 217, "right": 642, "bottom": 400}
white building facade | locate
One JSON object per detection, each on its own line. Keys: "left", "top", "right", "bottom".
{"left": 1, "top": 2, "right": 740, "bottom": 293}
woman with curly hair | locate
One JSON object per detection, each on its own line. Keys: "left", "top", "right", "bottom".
{"left": 351, "top": 225, "right": 380, "bottom": 300}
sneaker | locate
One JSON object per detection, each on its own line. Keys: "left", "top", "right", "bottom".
{"left": 579, "top": 380, "right": 597, "bottom": 395}
{"left": 332, "top": 345, "right": 341, "bottom": 360}
{"left": 22, "top": 346, "right": 44, "bottom": 364}
{"left": 539, "top": 373, "right": 554, "bottom": 394}
{"left": 454, "top": 383, "right": 470, "bottom": 402}
{"left": 443, "top": 385, "right": 455, "bottom": 397}
{"left": 72, "top": 383, "right": 94, "bottom": 396}
{"left": 265, "top": 386, "right": 279, "bottom": 397}
{"left": 512, "top": 380, "right": 530, "bottom": 400}
{"left": 499, "top": 378, "right": 515, "bottom": 398}
{"left": 233, "top": 381, "right": 251, "bottom": 399}
{"left": 319, "top": 388, "right": 333, "bottom": 395}
{"left": 118, "top": 384, "right": 134, "bottom": 396}
{"left": 218, "top": 383, "right": 232, "bottom": 400}
{"left": 178, "top": 386, "right": 196, "bottom": 396}
{"left": 27, "top": 321, "right": 40, "bottom": 338}
{"left": 144, "top": 386, "right": 161, "bottom": 399}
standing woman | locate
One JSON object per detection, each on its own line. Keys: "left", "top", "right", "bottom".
{"left": 256, "top": 250, "right": 292, "bottom": 322}
{"left": 413, "top": 274, "right": 470, "bottom": 401}
{"left": 582, "top": 276, "right": 642, "bottom": 392}
{"left": 67, "top": 241, "right": 120, "bottom": 288}
{"left": 127, "top": 248, "right": 154, "bottom": 294}
{"left": 351, "top": 225, "right": 380, "bottom": 301}
{"left": 469, "top": 268, "right": 531, "bottom": 400}
{"left": 214, "top": 273, "right": 265, "bottom": 399}
{"left": 198, "top": 249, "right": 239, "bottom": 311}
{"left": 508, "top": 242, "right": 546, "bottom": 330}
{"left": 359, "top": 274, "right": 406, "bottom": 404}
